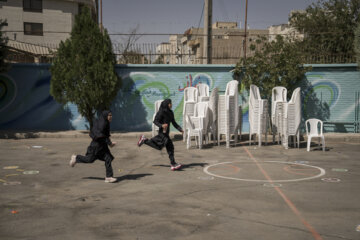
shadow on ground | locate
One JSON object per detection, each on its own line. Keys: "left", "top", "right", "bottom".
{"left": 152, "top": 163, "right": 208, "bottom": 171}
{"left": 82, "top": 173, "right": 153, "bottom": 183}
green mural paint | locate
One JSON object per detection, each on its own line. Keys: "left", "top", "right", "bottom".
{"left": 137, "top": 81, "right": 170, "bottom": 109}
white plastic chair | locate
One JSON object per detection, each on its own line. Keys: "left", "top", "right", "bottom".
{"left": 284, "top": 87, "right": 301, "bottom": 148}
{"left": 271, "top": 86, "right": 287, "bottom": 143}
{"left": 249, "top": 84, "right": 268, "bottom": 146}
{"left": 152, "top": 100, "right": 163, "bottom": 137}
{"left": 186, "top": 102, "right": 210, "bottom": 149}
{"left": 305, "top": 119, "right": 325, "bottom": 152}
{"left": 183, "top": 87, "right": 198, "bottom": 142}
{"left": 218, "top": 80, "right": 239, "bottom": 148}
{"left": 208, "top": 87, "right": 219, "bottom": 145}
{"left": 197, "top": 83, "right": 210, "bottom": 102}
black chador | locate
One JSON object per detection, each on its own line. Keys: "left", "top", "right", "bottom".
{"left": 137, "top": 99, "right": 183, "bottom": 170}
{"left": 70, "top": 110, "right": 117, "bottom": 183}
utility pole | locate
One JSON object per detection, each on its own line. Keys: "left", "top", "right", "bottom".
{"left": 203, "top": 0, "right": 212, "bottom": 64}
{"left": 100, "top": 0, "right": 103, "bottom": 33}
{"left": 243, "top": 0, "right": 248, "bottom": 62}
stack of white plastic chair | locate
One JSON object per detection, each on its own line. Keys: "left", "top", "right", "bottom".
{"left": 197, "top": 83, "right": 210, "bottom": 102}
{"left": 183, "top": 87, "right": 198, "bottom": 142}
{"left": 282, "top": 87, "right": 301, "bottom": 149}
{"left": 152, "top": 100, "right": 163, "bottom": 137}
{"left": 217, "top": 80, "right": 239, "bottom": 148}
{"left": 249, "top": 84, "right": 269, "bottom": 146}
{"left": 207, "top": 87, "right": 219, "bottom": 145}
{"left": 305, "top": 118, "right": 325, "bottom": 152}
{"left": 186, "top": 102, "right": 210, "bottom": 149}
{"left": 271, "top": 86, "right": 287, "bottom": 144}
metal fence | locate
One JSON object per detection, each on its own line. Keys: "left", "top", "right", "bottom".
{"left": 4, "top": 33, "right": 356, "bottom": 65}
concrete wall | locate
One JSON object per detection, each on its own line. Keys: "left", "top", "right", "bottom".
{"left": 0, "top": 0, "right": 93, "bottom": 45}
{"left": 0, "top": 63, "right": 359, "bottom": 133}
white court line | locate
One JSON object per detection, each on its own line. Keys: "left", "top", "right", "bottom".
{"left": 204, "top": 161, "right": 326, "bottom": 183}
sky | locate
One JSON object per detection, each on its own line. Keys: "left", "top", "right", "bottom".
{"left": 102, "top": 0, "right": 318, "bottom": 44}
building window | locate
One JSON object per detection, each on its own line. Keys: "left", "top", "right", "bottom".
{"left": 23, "top": 0, "right": 42, "bottom": 12}
{"left": 24, "top": 22, "right": 43, "bottom": 36}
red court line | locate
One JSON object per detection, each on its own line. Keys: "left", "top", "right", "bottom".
{"left": 243, "top": 146, "right": 323, "bottom": 240}
{"left": 283, "top": 166, "right": 318, "bottom": 176}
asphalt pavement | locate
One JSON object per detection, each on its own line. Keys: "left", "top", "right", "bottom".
{"left": 0, "top": 132, "right": 359, "bottom": 240}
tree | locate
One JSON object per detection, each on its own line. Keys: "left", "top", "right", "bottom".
{"left": 154, "top": 54, "right": 165, "bottom": 64}
{"left": 289, "top": 0, "right": 360, "bottom": 61}
{"left": 0, "top": 19, "right": 8, "bottom": 73}
{"left": 50, "top": 7, "right": 121, "bottom": 129}
{"left": 120, "top": 50, "right": 148, "bottom": 64}
{"left": 355, "top": 21, "right": 360, "bottom": 67}
{"left": 234, "top": 35, "right": 311, "bottom": 100}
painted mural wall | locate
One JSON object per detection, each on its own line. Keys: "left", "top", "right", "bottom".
{"left": 0, "top": 63, "right": 359, "bottom": 133}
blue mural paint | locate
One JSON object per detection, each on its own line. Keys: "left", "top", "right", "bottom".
{"left": 0, "top": 63, "right": 359, "bottom": 133}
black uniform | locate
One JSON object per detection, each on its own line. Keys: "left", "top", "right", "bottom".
{"left": 76, "top": 110, "right": 114, "bottom": 178}
{"left": 145, "top": 99, "right": 183, "bottom": 165}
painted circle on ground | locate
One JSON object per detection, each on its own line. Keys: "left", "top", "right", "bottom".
{"left": 294, "top": 161, "right": 309, "bottom": 164}
{"left": 23, "top": 170, "right": 39, "bottom": 175}
{"left": 3, "top": 181, "right": 21, "bottom": 186}
{"left": 204, "top": 161, "right": 326, "bottom": 183}
{"left": 3, "top": 166, "right": 19, "bottom": 170}
{"left": 321, "top": 178, "right": 341, "bottom": 182}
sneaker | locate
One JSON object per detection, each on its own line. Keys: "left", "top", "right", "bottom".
{"left": 69, "top": 154, "right": 76, "bottom": 167}
{"left": 105, "top": 177, "right": 117, "bottom": 183}
{"left": 137, "top": 134, "right": 147, "bottom": 147}
{"left": 171, "top": 163, "right": 182, "bottom": 171}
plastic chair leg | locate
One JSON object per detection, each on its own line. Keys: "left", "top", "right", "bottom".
{"left": 199, "top": 132, "right": 203, "bottom": 149}
{"left": 249, "top": 132, "right": 252, "bottom": 146}
{"left": 307, "top": 136, "right": 312, "bottom": 152}
{"left": 186, "top": 131, "right": 191, "bottom": 149}
{"left": 297, "top": 132, "right": 300, "bottom": 149}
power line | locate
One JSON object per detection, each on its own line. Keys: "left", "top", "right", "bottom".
{"left": 194, "top": 2, "right": 205, "bottom": 37}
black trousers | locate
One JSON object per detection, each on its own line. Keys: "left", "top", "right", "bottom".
{"left": 76, "top": 140, "right": 114, "bottom": 178}
{"left": 145, "top": 133, "right": 176, "bottom": 165}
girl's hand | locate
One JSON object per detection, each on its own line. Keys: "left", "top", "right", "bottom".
{"left": 110, "top": 142, "right": 116, "bottom": 148}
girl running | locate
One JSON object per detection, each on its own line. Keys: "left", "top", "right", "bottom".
{"left": 137, "top": 99, "right": 183, "bottom": 170}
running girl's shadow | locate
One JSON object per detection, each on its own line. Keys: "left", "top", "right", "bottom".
{"left": 83, "top": 173, "right": 153, "bottom": 183}
{"left": 152, "top": 163, "right": 208, "bottom": 171}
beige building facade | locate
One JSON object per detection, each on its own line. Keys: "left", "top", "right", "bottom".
{"left": 0, "top": 0, "right": 96, "bottom": 46}
{"left": 157, "top": 22, "right": 268, "bottom": 64}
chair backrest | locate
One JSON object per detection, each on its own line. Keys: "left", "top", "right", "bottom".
{"left": 272, "top": 86, "right": 287, "bottom": 103}
{"left": 197, "top": 83, "right": 209, "bottom": 98}
{"left": 249, "top": 84, "right": 260, "bottom": 126}
{"left": 305, "top": 119, "right": 323, "bottom": 136}
{"left": 249, "top": 84, "right": 261, "bottom": 102}
{"left": 154, "top": 100, "right": 162, "bottom": 113}
{"left": 184, "top": 87, "right": 198, "bottom": 103}
{"left": 194, "top": 102, "right": 209, "bottom": 118}
{"left": 286, "top": 87, "right": 301, "bottom": 134}
{"left": 289, "top": 87, "right": 300, "bottom": 104}
{"left": 225, "top": 80, "right": 238, "bottom": 96}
